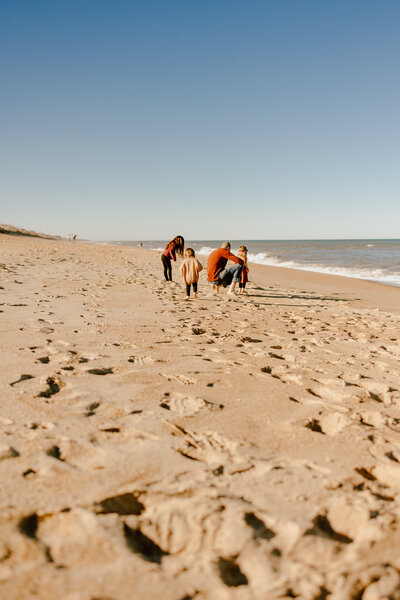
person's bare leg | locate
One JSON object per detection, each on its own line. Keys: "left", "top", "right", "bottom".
{"left": 227, "top": 281, "right": 237, "bottom": 295}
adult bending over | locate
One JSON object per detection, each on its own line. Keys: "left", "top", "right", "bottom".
{"left": 207, "top": 242, "right": 243, "bottom": 295}
{"left": 161, "top": 235, "right": 184, "bottom": 281}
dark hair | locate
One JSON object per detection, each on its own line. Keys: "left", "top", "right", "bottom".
{"left": 165, "top": 235, "right": 185, "bottom": 257}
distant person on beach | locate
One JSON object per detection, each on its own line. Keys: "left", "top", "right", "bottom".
{"left": 180, "top": 248, "right": 203, "bottom": 299}
{"left": 161, "top": 235, "right": 185, "bottom": 281}
{"left": 207, "top": 242, "right": 243, "bottom": 295}
{"left": 237, "top": 246, "right": 249, "bottom": 293}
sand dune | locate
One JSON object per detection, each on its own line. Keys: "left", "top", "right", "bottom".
{"left": 1, "top": 234, "right": 400, "bottom": 599}
{"left": 0, "top": 224, "right": 61, "bottom": 240}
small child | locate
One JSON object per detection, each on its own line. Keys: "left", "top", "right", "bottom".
{"left": 237, "top": 246, "right": 249, "bottom": 293}
{"left": 180, "top": 248, "right": 203, "bottom": 299}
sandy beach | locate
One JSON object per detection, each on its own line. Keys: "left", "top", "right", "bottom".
{"left": 1, "top": 233, "right": 400, "bottom": 600}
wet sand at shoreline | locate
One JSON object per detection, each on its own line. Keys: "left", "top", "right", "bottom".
{"left": 1, "top": 234, "right": 400, "bottom": 599}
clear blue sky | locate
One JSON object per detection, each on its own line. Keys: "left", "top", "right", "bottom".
{"left": 1, "top": 0, "right": 399, "bottom": 240}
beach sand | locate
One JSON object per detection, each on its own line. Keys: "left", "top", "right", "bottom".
{"left": 1, "top": 234, "right": 400, "bottom": 600}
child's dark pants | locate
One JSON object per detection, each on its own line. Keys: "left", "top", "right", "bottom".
{"left": 161, "top": 255, "right": 172, "bottom": 281}
{"left": 186, "top": 282, "right": 198, "bottom": 296}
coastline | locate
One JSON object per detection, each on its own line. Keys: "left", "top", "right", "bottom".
{"left": 1, "top": 234, "right": 400, "bottom": 599}
{"left": 112, "top": 238, "right": 400, "bottom": 290}
{"left": 139, "top": 244, "right": 400, "bottom": 314}
{"left": 248, "top": 261, "right": 400, "bottom": 315}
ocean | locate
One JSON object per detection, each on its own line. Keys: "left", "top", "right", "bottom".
{"left": 112, "top": 239, "right": 400, "bottom": 288}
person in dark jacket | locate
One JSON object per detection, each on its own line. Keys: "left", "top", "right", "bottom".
{"left": 161, "top": 235, "right": 184, "bottom": 281}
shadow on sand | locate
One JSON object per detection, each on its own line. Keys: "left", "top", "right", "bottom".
{"left": 246, "top": 290, "right": 354, "bottom": 303}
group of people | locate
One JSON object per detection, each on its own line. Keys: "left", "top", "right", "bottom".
{"left": 161, "top": 235, "right": 249, "bottom": 299}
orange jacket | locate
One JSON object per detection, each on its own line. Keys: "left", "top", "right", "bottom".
{"left": 207, "top": 248, "right": 243, "bottom": 282}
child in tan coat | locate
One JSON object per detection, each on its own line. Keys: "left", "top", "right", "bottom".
{"left": 180, "top": 248, "right": 203, "bottom": 299}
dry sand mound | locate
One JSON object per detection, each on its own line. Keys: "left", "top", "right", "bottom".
{"left": 0, "top": 223, "right": 60, "bottom": 239}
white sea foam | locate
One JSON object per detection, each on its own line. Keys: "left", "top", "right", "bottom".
{"left": 147, "top": 242, "right": 400, "bottom": 287}
{"left": 196, "top": 246, "right": 216, "bottom": 256}
{"left": 244, "top": 253, "right": 400, "bottom": 286}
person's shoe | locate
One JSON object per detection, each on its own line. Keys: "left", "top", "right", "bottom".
{"left": 193, "top": 293, "right": 198, "bottom": 298}
{"left": 185, "top": 295, "right": 190, "bottom": 300}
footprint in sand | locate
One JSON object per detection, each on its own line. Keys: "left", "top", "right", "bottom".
{"left": 160, "top": 393, "right": 220, "bottom": 417}
{"left": 168, "top": 425, "right": 243, "bottom": 465}
{"left": 160, "top": 373, "right": 196, "bottom": 385}
{"left": 128, "top": 355, "right": 154, "bottom": 365}
{"left": 316, "top": 412, "right": 351, "bottom": 435}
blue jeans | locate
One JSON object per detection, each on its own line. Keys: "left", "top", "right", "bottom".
{"left": 216, "top": 263, "right": 243, "bottom": 287}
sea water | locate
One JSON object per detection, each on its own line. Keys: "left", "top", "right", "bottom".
{"left": 113, "top": 239, "right": 400, "bottom": 287}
